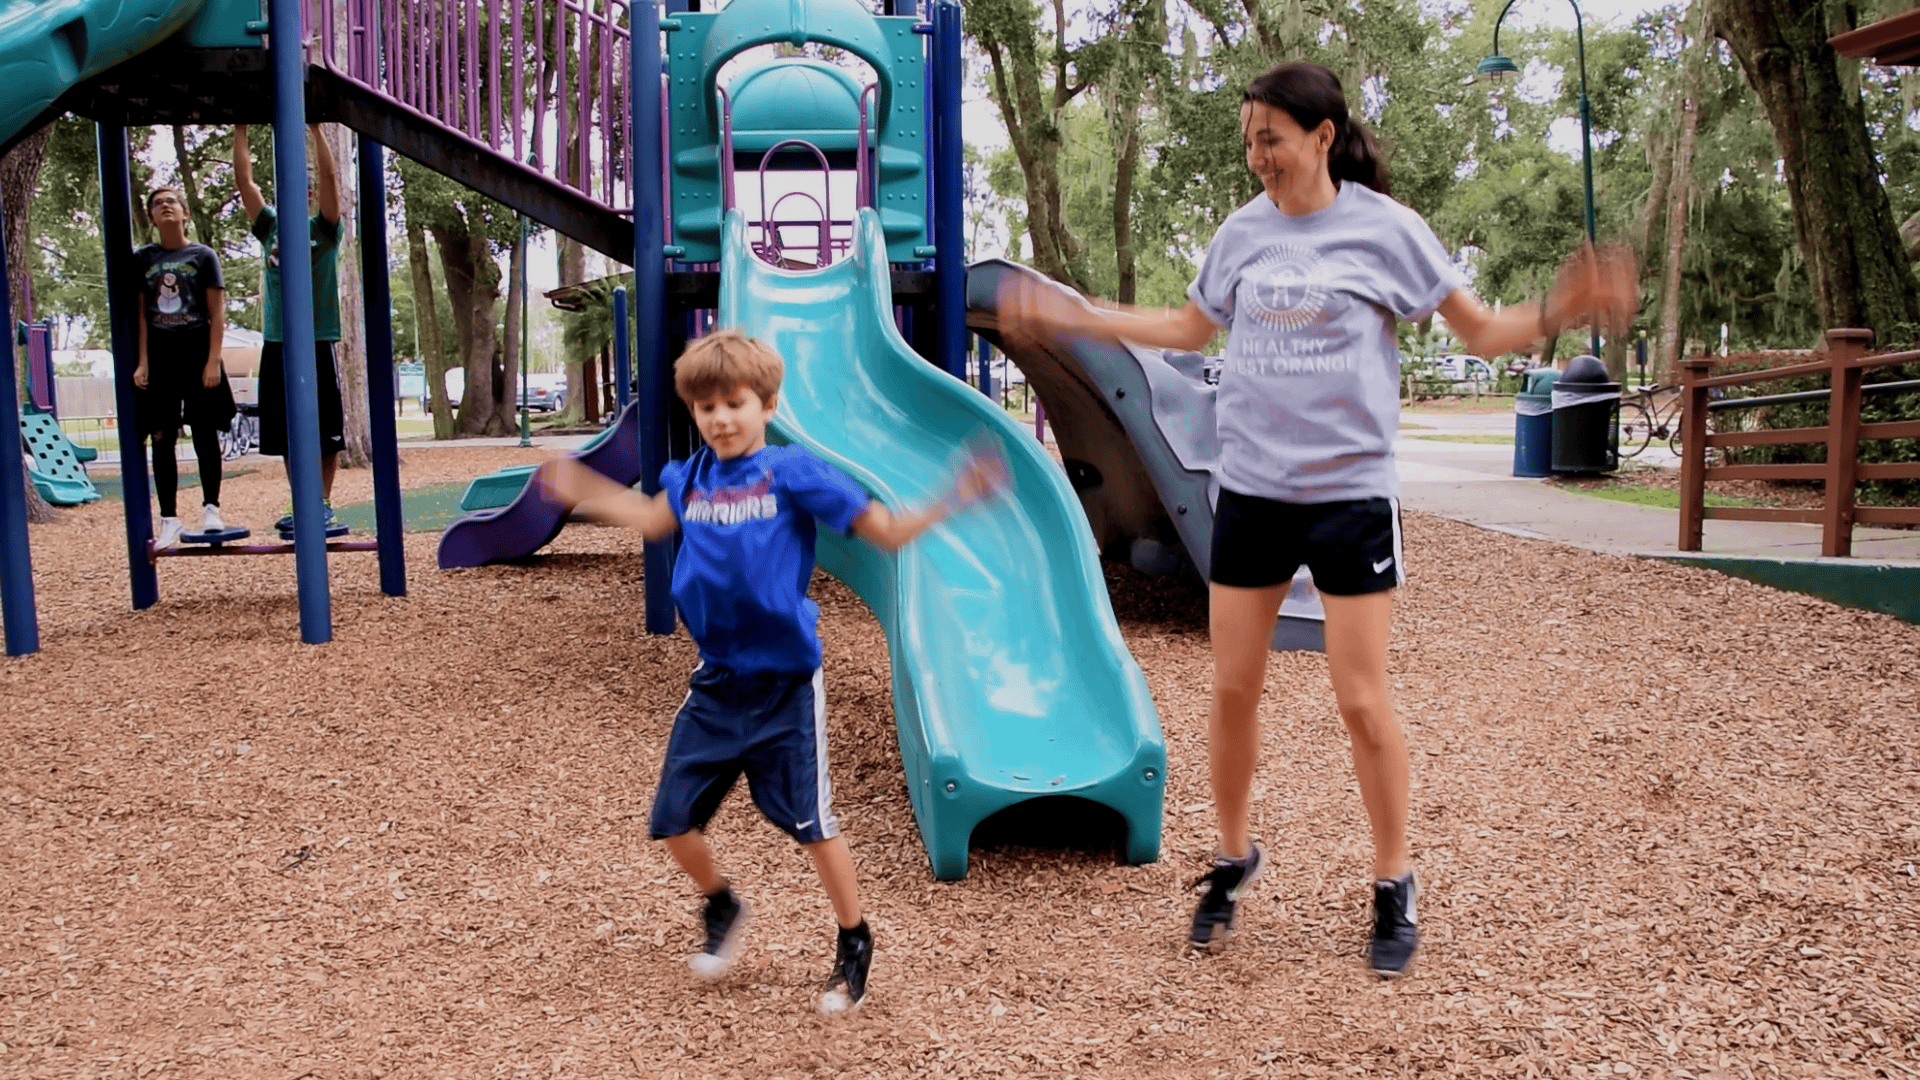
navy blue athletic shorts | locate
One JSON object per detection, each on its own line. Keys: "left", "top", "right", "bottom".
{"left": 1210, "top": 489, "right": 1405, "bottom": 596}
{"left": 649, "top": 665, "right": 839, "bottom": 845}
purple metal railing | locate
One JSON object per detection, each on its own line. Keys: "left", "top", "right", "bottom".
{"left": 304, "top": 0, "right": 639, "bottom": 214}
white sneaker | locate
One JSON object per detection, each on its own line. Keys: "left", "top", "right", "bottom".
{"left": 155, "top": 517, "right": 184, "bottom": 550}
{"left": 200, "top": 504, "right": 227, "bottom": 532}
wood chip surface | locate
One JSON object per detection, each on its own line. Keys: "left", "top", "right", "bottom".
{"left": 3, "top": 447, "right": 1917, "bottom": 1078}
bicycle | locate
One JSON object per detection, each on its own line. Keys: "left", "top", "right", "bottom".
{"left": 221, "top": 402, "right": 260, "bottom": 460}
{"left": 1618, "top": 382, "right": 1722, "bottom": 464}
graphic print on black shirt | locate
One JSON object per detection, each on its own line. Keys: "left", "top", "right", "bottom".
{"left": 134, "top": 243, "right": 225, "bottom": 331}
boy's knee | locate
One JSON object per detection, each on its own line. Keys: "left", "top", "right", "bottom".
{"left": 1339, "top": 699, "right": 1399, "bottom": 749}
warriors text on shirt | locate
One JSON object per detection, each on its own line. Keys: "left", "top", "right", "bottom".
{"left": 683, "top": 475, "right": 779, "bottom": 525}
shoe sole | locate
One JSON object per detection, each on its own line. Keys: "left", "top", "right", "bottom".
{"left": 687, "top": 901, "right": 751, "bottom": 981}
{"left": 817, "top": 956, "right": 870, "bottom": 1017}
{"left": 1369, "top": 952, "right": 1417, "bottom": 979}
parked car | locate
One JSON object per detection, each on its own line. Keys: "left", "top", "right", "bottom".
{"left": 1430, "top": 354, "right": 1495, "bottom": 384}
{"left": 517, "top": 375, "right": 567, "bottom": 412}
{"left": 423, "top": 368, "right": 464, "bottom": 411}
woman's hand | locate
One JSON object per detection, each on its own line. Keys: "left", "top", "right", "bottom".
{"left": 1544, "top": 242, "right": 1638, "bottom": 338}
{"left": 202, "top": 357, "right": 222, "bottom": 389}
{"left": 133, "top": 362, "right": 149, "bottom": 389}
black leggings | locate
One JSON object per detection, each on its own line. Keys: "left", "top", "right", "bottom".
{"left": 151, "top": 425, "right": 224, "bottom": 518}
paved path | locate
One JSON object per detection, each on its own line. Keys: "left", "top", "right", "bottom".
{"left": 1394, "top": 410, "right": 1920, "bottom": 564}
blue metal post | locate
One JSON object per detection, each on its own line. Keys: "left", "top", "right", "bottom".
{"left": 358, "top": 134, "right": 406, "bottom": 597}
{"left": 632, "top": 4, "right": 674, "bottom": 636}
{"left": 976, "top": 335, "right": 994, "bottom": 399}
{"left": 97, "top": 124, "right": 158, "bottom": 611}
{"left": 0, "top": 205, "right": 39, "bottom": 656}
{"left": 613, "top": 286, "right": 631, "bottom": 411}
{"left": 268, "top": 0, "right": 334, "bottom": 644}
{"left": 930, "top": 0, "right": 968, "bottom": 382}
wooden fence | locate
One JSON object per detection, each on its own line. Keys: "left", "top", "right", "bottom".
{"left": 1679, "top": 328, "right": 1920, "bottom": 557}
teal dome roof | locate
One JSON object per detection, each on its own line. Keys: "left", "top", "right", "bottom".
{"left": 728, "top": 60, "right": 866, "bottom": 150}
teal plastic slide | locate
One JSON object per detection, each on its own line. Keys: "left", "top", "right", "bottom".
{"left": 0, "top": 0, "right": 208, "bottom": 148}
{"left": 720, "top": 208, "right": 1165, "bottom": 880}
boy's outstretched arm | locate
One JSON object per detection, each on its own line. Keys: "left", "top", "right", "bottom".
{"left": 309, "top": 124, "right": 341, "bottom": 225}
{"left": 852, "top": 447, "right": 1008, "bottom": 553}
{"left": 537, "top": 459, "right": 679, "bottom": 541}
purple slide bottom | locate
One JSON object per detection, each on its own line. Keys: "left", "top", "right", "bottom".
{"left": 436, "top": 401, "right": 642, "bottom": 569}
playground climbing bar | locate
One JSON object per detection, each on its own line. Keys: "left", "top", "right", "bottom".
{"left": 98, "top": 123, "right": 160, "bottom": 612}
{"left": 270, "top": 0, "right": 335, "bottom": 643}
{"left": 930, "top": 0, "right": 967, "bottom": 382}
{"left": 0, "top": 209, "right": 39, "bottom": 657}
{"left": 632, "top": 2, "right": 674, "bottom": 635}
{"left": 359, "top": 134, "right": 409, "bottom": 597}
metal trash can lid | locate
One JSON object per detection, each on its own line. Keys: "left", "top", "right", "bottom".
{"left": 1557, "top": 355, "right": 1617, "bottom": 388}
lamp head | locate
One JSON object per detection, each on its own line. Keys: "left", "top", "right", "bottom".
{"left": 1476, "top": 54, "right": 1521, "bottom": 80}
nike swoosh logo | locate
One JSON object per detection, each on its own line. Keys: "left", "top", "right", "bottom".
{"left": 795, "top": 820, "right": 815, "bottom": 830}
{"left": 1372, "top": 557, "right": 1394, "bottom": 574}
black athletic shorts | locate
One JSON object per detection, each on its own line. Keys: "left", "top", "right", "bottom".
{"left": 136, "top": 326, "right": 236, "bottom": 438}
{"left": 1209, "top": 488, "right": 1404, "bottom": 596}
{"left": 258, "top": 340, "right": 347, "bottom": 458}
{"left": 650, "top": 665, "right": 838, "bottom": 845}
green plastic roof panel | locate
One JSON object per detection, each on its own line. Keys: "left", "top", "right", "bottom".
{"left": 666, "top": 0, "right": 928, "bottom": 263}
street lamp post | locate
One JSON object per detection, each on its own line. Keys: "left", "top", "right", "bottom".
{"left": 1477, "top": 0, "right": 1601, "bottom": 357}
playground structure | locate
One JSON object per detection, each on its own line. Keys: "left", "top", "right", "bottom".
{"left": 0, "top": 0, "right": 1173, "bottom": 879}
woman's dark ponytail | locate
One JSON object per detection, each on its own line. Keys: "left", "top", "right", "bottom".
{"left": 1244, "top": 63, "right": 1390, "bottom": 197}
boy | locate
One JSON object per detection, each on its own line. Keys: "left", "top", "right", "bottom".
{"left": 233, "top": 123, "right": 346, "bottom": 537}
{"left": 539, "top": 329, "right": 1005, "bottom": 1015}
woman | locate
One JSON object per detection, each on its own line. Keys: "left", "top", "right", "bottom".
{"left": 132, "top": 185, "right": 236, "bottom": 548}
{"left": 999, "top": 62, "right": 1635, "bottom": 977}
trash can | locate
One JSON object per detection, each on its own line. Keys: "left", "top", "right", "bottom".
{"left": 1513, "top": 368, "right": 1558, "bottom": 478}
{"left": 1550, "top": 355, "right": 1620, "bottom": 474}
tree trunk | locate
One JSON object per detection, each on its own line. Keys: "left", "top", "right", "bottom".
{"left": 405, "top": 215, "right": 455, "bottom": 440}
{"left": 1656, "top": 4, "right": 1707, "bottom": 382}
{"left": 434, "top": 212, "right": 507, "bottom": 436}
{"left": 1111, "top": 96, "right": 1143, "bottom": 306}
{"left": 1716, "top": 0, "right": 1920, "bottom": 339}
{"left": 497, "top": 221, "right": 526, "bottom": 435}
{"left": 0, "top": 126, "right": 49, "bottom": 328}
{"left": 325, "top": 125, "right": 373, "bottom": 468}
{"left": 555, "top": 236, "right": 588, "bottom": 426}
{"left": 170, "top": 126, "right": 220, "bottom": 246}
{"left": 1637, "top": 125, "right": 1671, "bottom": 270}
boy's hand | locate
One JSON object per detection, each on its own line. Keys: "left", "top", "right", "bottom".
{"left": 947, "top": 445, "right": 1010, "bottom": 510}
{"left": 133, "top": 362, "right": 148, "bottom": 389}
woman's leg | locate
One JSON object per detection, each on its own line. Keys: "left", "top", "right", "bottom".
{"left": 1208, "top": 581, "right": 1289, "bottom": 859}
{"left": 149, "top": 429, "right": 179, "bottom": 518}
{"left": 1319, "top": 591, "right": 1408, "bottom": 880}
{"left": 189, "top": 423, "right": 223, "bottom": 507}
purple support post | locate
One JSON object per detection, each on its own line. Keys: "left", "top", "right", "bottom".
{"left": 556, "top": 3, "right": 570, "bottom": 186}
{"left": 512, "top": 0, "right": 524, "bottom": 163}
{"left": 488, "top": 0, "right": 500, "bottom": 148}
{"left": 1035, "top": 401, "right": 1045, "bottom": 443}
{"left": 466, "top": 0, "right": 479, "bottom": 138}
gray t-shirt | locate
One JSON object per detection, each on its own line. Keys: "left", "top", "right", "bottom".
{"left": 1188, "top": 181, "right": 1464, "bottom": 503}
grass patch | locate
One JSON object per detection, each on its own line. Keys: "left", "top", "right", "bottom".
{"left": 1570, "top": 484, "right": 1769, "bottom": 511}
{"left": 1398, "top": 421, "right": 1434, "bottom": 430}
{"left": 332, "top": 481, "right": 473, "bottom": 534}
{"left": 1409, "top": 433, "right": 1514, "bottom": 445}
{"left": 92, "top": 468, "right": 259, "bottom": 503}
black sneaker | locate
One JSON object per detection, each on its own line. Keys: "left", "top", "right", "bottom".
{"left": 1187, "top": 843, "right": 1264, "bottom": 950}
{"left": 817, "top": 921, "right": 873, "bottom": 1015}
{"left": 1369, "top": 872, "right": 1419, "bottom": 977}
{"left": 687, "top": 886, "right": 750, "bottom": 980}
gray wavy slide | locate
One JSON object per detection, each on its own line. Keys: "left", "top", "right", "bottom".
{"left": 966, "top": 259, "right": 1325, "bottom": 651}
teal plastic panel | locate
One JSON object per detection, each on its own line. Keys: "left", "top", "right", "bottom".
{"left": 0, "top": 0, "right": 206, "bottom": 147}
{"left": 19, "top": 413, "right": 100, "bottom": 506}
{"left": 720, "top": 207, "right": 1165, "bottom": 879}
{"left": 183, "top": 0, "right": 262, "bottom": 48}
{"left": 666, "top": 0, "right": 928, "bottom": 263}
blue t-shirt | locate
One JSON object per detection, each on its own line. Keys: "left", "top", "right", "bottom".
{"left": 661, "top": 444, "right": 872, "bottom": 674}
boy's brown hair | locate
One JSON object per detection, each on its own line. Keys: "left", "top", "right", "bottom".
{"left": 674, "top": 329, "right": 784, "bottom": 404}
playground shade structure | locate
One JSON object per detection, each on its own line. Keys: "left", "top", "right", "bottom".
{"left": 720, "top": 207, "right": 1165, "bottom": 880}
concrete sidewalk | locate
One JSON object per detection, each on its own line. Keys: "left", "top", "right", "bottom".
{"left": 1394, "top": 410, "right": 1920, "bottom": 564}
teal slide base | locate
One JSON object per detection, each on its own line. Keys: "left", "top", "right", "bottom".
{"left": 1654, "top": 554, "right": 1920, "bottom": 624}
{"left": 19, "top": 412, "right": 100, "bottom": 506}
{"left": 721, "top": 208, "right": 1166, "bottom": 880}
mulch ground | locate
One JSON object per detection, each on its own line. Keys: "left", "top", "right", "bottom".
{"left": 4, "top": 446, "right": 1918, "bottom": 1079}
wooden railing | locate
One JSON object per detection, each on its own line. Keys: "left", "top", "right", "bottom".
{"left": 1679, "top": 328, "right": 1920, "bottom": 557}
